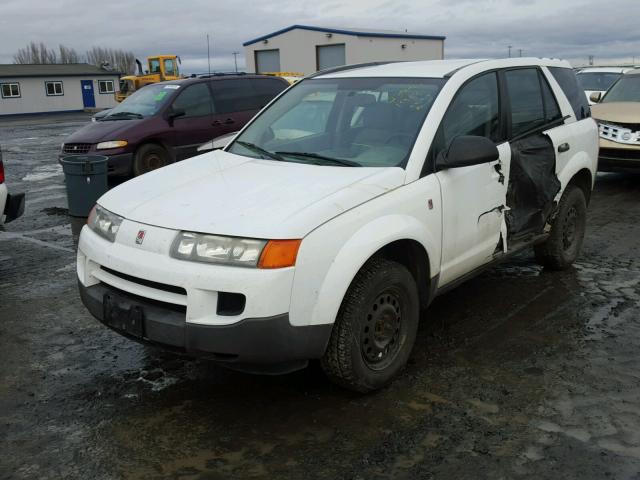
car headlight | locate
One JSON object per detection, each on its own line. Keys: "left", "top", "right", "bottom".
{"left": 87, "top": 205, "right": 123, "bottom": 242}
{"left": 170, "top": 232, "right": 301, "bottom": 268}
{"left": 96, "top": 140, "right": 128, "bottom": 150}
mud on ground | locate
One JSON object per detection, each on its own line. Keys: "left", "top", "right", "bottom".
{"left": 1, "top": 114, "right": 640, "bottom": 479}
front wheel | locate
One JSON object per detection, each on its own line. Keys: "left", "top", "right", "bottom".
{"left": 534, "top": 185, "right": 587, "bottom": 270}
{"left": 321, "top": 257, "right": 419, "bottom": 392}
{"left": 133, "top": 143, "right": 169, "bottom": 176}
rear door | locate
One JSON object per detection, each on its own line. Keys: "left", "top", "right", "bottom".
{"left": 168, "top": 82, "right": 216, "bottom": 160}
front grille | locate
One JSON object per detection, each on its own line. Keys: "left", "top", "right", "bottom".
{"left": 599, "top": 123, "right": 640, "bottom": 145}
{"left": 599, "top": 147, "right": 640, "bottom": 161}
{"left": 63, "top": 143, "right": 92, "bottom": 154}
{"left": 100, "top": 266, "right": 187, "bottom": 296}
{"left": 605, "top": 121, "right": 640, "bottom": 132}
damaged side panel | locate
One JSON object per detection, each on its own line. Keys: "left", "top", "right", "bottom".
{"left": 505, "top": 133, "right": 561, "bottom": 240}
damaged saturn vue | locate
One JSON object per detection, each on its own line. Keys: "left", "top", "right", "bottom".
{"left": 76, "top": 58, "right": 598, "bottom": 392}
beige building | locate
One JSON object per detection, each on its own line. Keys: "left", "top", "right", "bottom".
{"left": 243, "top": 25, "right": 445, "bottom": 75}
{"left": 0, "top": 64, "right": 120, "bottom": 116}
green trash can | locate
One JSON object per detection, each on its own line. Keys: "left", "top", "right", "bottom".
{"left": 60, "top": 155, "right": 109, "bottom": 217}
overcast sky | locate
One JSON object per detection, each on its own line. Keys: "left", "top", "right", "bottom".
{"left": 1, "top": 0, "right": 639, "bottom": 72}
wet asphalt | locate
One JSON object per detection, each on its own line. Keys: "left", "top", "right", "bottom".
{"left": 1, "top": 113, "right": 640, "bottom": 480}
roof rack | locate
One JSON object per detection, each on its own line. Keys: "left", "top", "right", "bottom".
{"left": 190, "top": 72, "right": 247, "bottom": 78}
{"left": 307, "top": 61, "right": 399, "bottom": 79}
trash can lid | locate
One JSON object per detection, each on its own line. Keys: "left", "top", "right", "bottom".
{"left": 60, "top": 155, "right": 109, "bottom": 165}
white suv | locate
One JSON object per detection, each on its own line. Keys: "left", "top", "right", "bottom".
{"left": 77, "top": 58, "right": 598, "bottom": 392}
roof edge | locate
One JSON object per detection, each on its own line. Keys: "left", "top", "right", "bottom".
{"left": 243, "top": 24, "right": 446, "bottom": 47}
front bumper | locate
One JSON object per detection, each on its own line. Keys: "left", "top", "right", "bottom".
{"left": 59, "top": 152, "right": 133, "bottom": 177}
{"left": 79, "top": 281, "right": 331, "bottom": 369}
{"left": 598, "top": 138, "right": 640, "bottom": 171}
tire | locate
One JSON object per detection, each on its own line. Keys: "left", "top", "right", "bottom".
{"left": 133, "top": 143, "right": 169, "bottom": 176}
{"left": 534, "top": 185, "right": 587, "bottom": 270}
{"left": 321, "top": 257, "right": 420, "bottom": 393}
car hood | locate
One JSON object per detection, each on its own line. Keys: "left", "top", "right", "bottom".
{"left": 591, "top": 102, "right": 640, "bottom": 124}
{"left": 98, "top": 150, "right": 406, "bottom": 239}
{"left": 64, "top": 118, "right": 144, "bottom": 144}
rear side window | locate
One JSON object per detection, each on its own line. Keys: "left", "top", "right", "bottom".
{"left": 549, "top": 67, "right": 591, "bottom": 120}
{"left": 251, "top": 78, "right": 287, "bottom": 109}
{"left": 171, "top": 83, "right": 213, "bottom": 117}
{"left": 212, "top": 79, "right": 256, "bottom": 113}
{"left": 504, "top": 68, "right": 561, "bottom": 138}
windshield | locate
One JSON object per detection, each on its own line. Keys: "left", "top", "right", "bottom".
{"left": 227, "top": 77, "right": 445, "bottom": 168}
{"left": 601, "top": 75, "right": 640, "bottom": 103}
{"left": 103, "top": 83, "right": 177, "bottom": 119}
{"left": 577, "top": 72, "right": 622, "bottom": 91}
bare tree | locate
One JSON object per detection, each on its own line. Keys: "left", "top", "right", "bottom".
{"left": 85, "top": 47, "right": 136, "bottom": 74}
{"left": 58, "top": 45, "right": 80, "bottom": 64}
{"left": 13, "top": 41, "right": 57, "bottom": 64}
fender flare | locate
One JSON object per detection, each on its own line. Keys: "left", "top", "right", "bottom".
{"left": 307, "top": 214, "right": 439, "bottom": 327}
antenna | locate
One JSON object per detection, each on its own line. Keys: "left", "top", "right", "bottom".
{"left": 232, "top": 52, "right": 240, "bottom": 72}
{"left": 207, "top": 34, "right": 211, "bottom": 75}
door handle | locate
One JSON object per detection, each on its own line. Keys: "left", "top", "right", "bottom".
{"left": 223, "top": 118, "right": 235, "bottom": 125}
{"left": 558, "top": 143, "right": 570, "bottom": 153}
{"left": 212, "top": 120, "right": 221, "bottom": 126}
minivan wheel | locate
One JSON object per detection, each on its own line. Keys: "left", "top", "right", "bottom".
{"left": 534, "top": 185, "right": 587, "bottom": 270}
{"left": 321, "top": 257, "right": 419, "bottom": 393}
{"left": 133, "top": 144, "right": 169, "bottom": 176}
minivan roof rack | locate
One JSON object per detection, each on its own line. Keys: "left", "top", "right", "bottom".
{"left": 307, "top": 61, "right": 398, "bottom": 79}
{"left": 191, "top": 72, "right": 247, "bottom": 78}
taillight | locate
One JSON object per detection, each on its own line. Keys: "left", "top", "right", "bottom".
{"left": 0, "top": 159, "right": 4, "bottom": 184}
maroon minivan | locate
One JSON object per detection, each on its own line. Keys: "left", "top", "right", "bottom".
{"left": 60, "top": 75, "right": 288, "bottom": 176}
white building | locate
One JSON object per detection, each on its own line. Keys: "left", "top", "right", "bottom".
{"left": 243, "top": 25, "right": 445, "bottom": 75}
{"left": 0, "top": 64, "right": 120, "bottom": 116}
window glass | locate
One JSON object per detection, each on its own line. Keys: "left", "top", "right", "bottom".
{"left": 163, "top": 58, "right": 176, "bottom": 76}
{"left": 149, "top": 59, "right": 161, "bottom": 73}
{"left": 549, "top": 67, "right": 590, "bottom": 120}
{"left": 212, "top": 79, "right": 256, "bottom": 113}
{"left": 98, "top": 80, "right": 114, "bottom": 94}
{"left": 576, "top": 72, "right": 621, "bottom": 91}
{"left": 228, "top": 77, "right": 444, "bottom": 168}
{"left": 540, "top": 74, "right": 562, "bottom": 122}
{"left": 1, "top": 83, "right": 20, "bottom": 98}
{"left": 441, "top": 72, "right": 500, "bottom": 147}
{"left": 105, "top": 83, "right": 175, "bottom": 118}
{"left": 505, "top": 68, "right": 548, "bottom": 137}
{"left": 46, "top": 81, "right": 63, "bottom": 96}
{"left": 601, "top": 75, "right": 640, "bottom": 103}
{"left": 250, "top": 78, "right": 287, "bottom": 109}
{"left": 171, "top": 83, "right": 213, "bottom": 117}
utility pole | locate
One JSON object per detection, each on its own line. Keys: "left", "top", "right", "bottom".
{"left": 588, "top": 55, "right": 594, "bottom": 66}
{"left": 232, "top": 52, "right": 240, "bottom": 72}
{"left": 518, "top": 49, "right": 523, "bottom": 57}
{"left": 508, "top": 45, "right": 512, "bottom": 58}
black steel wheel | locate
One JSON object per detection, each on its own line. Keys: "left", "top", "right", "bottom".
{"left": 133, "top": 143, "right": 169, "bottom": 176}
{"left": 321, "top": 257, "right": 419, "bottom": 392}
{"left": 534, "top": 185, "right": 587, "bottom": 270}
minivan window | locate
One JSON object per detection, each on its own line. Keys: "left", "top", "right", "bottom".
{"left": 228, "top": 77, "right": 445, "bottom": 168}
{"left": 171, "top": 83, "right": 213, "bottom": 117}
{"left": 103, "top": 83, "right": 175, "bottom": 119}
{"left": 440, "top": 72, "right": 500, "bottom": 148}
{"left": 505, "top": 68, "right": 556, "bottom": 137}
{"left": 549, "top": 67, "right": 590, "bottom": 120}
{"left": 601, "top": 75, "right": 640, "bottom": 103}
{"left": 212, "top": 79, "right": 255, "bottom": 113}
{"left": 251, "top": 78, "right": 287, "bottom": 109}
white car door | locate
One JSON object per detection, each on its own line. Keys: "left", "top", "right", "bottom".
{"left": 435, "top": 72, "right": 510, "bottom": 286}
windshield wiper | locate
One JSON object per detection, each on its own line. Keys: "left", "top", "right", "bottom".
{"left": 103, "top": 111, "right": 143, "bottom": 120}
{"left": 275, "top": 151, "right": 361, "bottom": 167}
{"left": 235, "top": 141, "right": 285, "bottom": 161}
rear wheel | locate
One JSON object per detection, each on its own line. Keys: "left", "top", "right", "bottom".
{"left": 321, "top": 257, "right": 419, "bottom": 392}
{"left": 534, "top": 185, "right": 587, "bottom": 270}
{"left": 133, "top": 143, "right": 169, "bottom": 176}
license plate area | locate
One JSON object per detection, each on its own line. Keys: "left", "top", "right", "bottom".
{"left": 103, "top": 293, "right": 144, "bottom": 338}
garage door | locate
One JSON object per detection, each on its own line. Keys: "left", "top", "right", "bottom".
{"left": 316, "top": 44, "right": 346, "bottom": 71}
{"left": 255, "top": 49, "right": 280, "bottom": 73}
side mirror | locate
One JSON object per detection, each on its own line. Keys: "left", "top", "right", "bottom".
{"left": 167, "top": 108, "right": 186, "bottom": 125}
{"left": 437, "top": 135, "right": 499, "bottom": 171}
{"left": 589, "top": 91, "right": 602, "bottom": 103}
